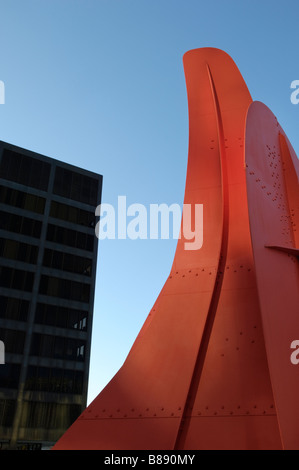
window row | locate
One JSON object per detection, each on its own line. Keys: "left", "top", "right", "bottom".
{"left": 39, "top": 275, "right": 90, "bottom": 303}
{"left": 46, "top": 223, "right": 94, "bottom": 252}
{"left": 0, "top": 328, "right": 25, "bottom": 354}
{"left": 30, "top": 333, "right": 86, "bottom": 361}
{"left": 19, "top": 400, "right": 82, "bottom": 430}
{"left": 50, "top": 200, "right": 96, "bottom": 228}
{"left": 25, "top": 366, "right": 84, "bottom": 395}
{"left": 0, "top": 266, "right": 34, "bottom": 292}
{"left": 35, "top": 303, "right": 88, "bottom": 330}
{"left": 0, "top": 149, "right": 51, "bottom": 191}
{"left": 0, "top": 210, "right": 42, "bottom": 239}
{"left": 0, "top": 363, "right": 21, "bottom": 389}
{"left": 0, "top": 186, "right": 46, "bottom": 214}
{"left": 0, "top": 237, "right": 38, "bottom": 264}
{"left": 0, "top": 399, "right": 16, "bottom": 428}
{"left": 0, "top": 296, "right": 30, "bottom": 322}
{"left": 43, "top": 247, "right": 92, "bottom": 277}
{"left": 53, "top": 166, "right": 100, "bottom": 206}
{"left": 0, "top": 297, "right": 88, "bottom": 330}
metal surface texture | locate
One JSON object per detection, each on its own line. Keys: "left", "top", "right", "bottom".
{"left": 53, "top": 48, "right": 299, "bottom": 450}
{"left": 245, "top": 102, "right": 299, "bottom": 449}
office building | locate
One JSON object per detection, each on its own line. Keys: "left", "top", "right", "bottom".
{"left": 0, "top": 141, "right": 102, "bottom": 448}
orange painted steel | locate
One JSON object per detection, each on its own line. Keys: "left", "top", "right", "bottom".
{"left": 53, "top": 48, "right": 299, "bottom": 450}
{"left": 245, "top": 102, "right": 299, "bottom": 449}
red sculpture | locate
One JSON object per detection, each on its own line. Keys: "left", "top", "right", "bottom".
{"left": 53, "top": 48, "right": 299, "bottom": 450}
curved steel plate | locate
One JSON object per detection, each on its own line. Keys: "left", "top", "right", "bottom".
{"left": 245, "top": 101, "right": 299, "bottom": 449}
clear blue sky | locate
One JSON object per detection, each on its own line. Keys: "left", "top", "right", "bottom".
{"left": 0, "top": 0, "right": 298, "bottom": 405}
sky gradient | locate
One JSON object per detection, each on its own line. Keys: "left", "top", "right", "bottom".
{"left": 0, "top": 0, "right": 298, "bottom": 404}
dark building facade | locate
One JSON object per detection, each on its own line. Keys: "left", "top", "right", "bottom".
{"left": 0, "top": 141, "right": 102, "bottom": 449}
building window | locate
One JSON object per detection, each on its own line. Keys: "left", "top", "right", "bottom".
{"left": 39, "top": 275, "right": 90, "bottom": 302}
{"left": 19, "top": 400, "right": 82, "bottom": 429}
{"left": 43, "top": 248, "right": 92, "bottom": 276}
{"left": 0, "top": 149, "right": 50, "bottom": 191}
{"left": 35, "top": 303, "right": 88, "bottom": 330}
{"left": 0, "top": 186, "right": 46, "bottom": 214}
{"left": 53, "top": 166, "right": 99, "bottom": 205}
{"left": 0, "top": 296, "right": 29, "bottom": 321}
{"left": 0, "top": 364, "right": 21, "bottom": 389}
{"left": 0, "top": 399, "right": 16, "bottom": 428}
{"left": 46, "top": 223, "right": 94, "bottom": 252}
{"left": 0, "top": 210, "right": 42, "bottom": 239}
{"left": 30, "top": 334, "right": 86, "bottom": 362}
{"left": 50, "top": 200, "right": 96, "bottom": 227}
{"left": 25, "top": 366, "right": 83, "bottom": 395}
{"left": 0, "top": 266, "right": 34, "bottom": 292}
{"left": 0, "top": 238, "right": 38, "bottom": 264}
{"left": 0, "top": 328, "right": 25, "bottom": 354}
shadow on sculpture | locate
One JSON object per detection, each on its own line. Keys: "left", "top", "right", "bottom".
{"left": 53, "top": 48, "right": 299, "bottom": 450}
